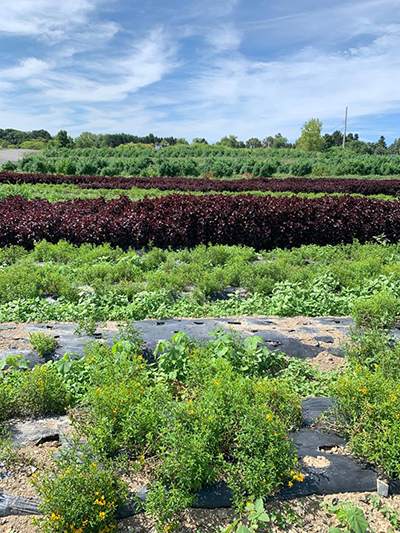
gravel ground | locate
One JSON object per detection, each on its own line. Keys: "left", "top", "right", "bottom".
{"left": 0, "top": 149, "right": 38, "bottom": 165}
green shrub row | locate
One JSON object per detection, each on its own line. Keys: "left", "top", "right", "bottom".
{"left": 6, "top": 146, "right": 400, "bottom": 177}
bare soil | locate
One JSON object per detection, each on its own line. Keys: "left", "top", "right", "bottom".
{"left": 2, "top": 443, "right": 400, "bottom": 533}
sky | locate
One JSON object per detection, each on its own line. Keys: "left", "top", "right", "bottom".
{"left": 1, "top": 0, "right": 400, "bottom": 142}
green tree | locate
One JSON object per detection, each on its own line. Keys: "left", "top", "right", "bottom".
{"left": 272, "top": 133, "right": 289, "bottom": 148}
{"left": 389, "top": 138, "right": 400, "bottom": 154}
{"left": 192, "top": 137, "right": 208, "bottom": 144}
{"left": 297, "top": 119, "right": 325, "bottom": 151}
{"left": 54, "top": 130, "right": 74, "bottom": 148}
{"left": 246, "top": 137, "right": 262, "bottom": 149}
{"left": 262, "top": 136, "right": 274, "bottom": 148}
{"left": 75, "top": 132, "right": 102, "bottom": 148}
{"left": 216, "top": 135, "right": 245, "bottom": 148}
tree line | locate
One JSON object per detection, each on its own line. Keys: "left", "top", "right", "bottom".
{"left": 1, "top": 120, "right": 400, "bottom": 154}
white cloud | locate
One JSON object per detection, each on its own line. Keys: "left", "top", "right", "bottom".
{"left": 144, "top": 24, "right": 400, "bottom": 141}
{"left": 0, "top": 28, "right": 178, "bottom": 106}
{"left": 205, "top": 24, "right": 242, "bottom": 51}
{"left": 1, "top": 0, "right": 400, "bottom": 143}
{"left": 1, "top": 58, "right": 51, "bottom": 80}
{"left": 0, "top": 0, "right": 117, "bottom": 41}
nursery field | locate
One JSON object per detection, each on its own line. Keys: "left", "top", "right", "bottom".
{"left": 1, "top": 157, "right": 400, "bottom": 533}
{"left": 4, "top": 145, "right": 400, "bottom": 179}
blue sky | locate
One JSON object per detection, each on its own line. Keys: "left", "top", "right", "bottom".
{"left": 1, "top": 0, "right": 400, "bottom": 142}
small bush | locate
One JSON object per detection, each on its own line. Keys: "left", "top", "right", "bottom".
{"left": 29, "top": 332, "right": 59, "bottom": 357}
{"left": 332, "top": 366, "right": 400, "bottom": 478}
{"left": 1, "top": 161, "right": 17, "bottom": 171}
{"left": 352, "top": 291, "right": 398, "bottom": 330}
{"left": 33, "top": 443, "right": 128, "bottom": 533}
{"left": 17, "top": 364, "right": 69, "bottom": 417}
{"left": 0, "top": 383, "right": 16, "bottom": 421}
{"left": 69, "top": 338, "right": 302, "bottom": 529}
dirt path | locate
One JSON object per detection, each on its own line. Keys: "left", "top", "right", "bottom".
{"left": 0, "top": 149, "right": 38, "bottom": 165}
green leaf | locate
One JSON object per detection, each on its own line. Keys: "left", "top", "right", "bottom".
{"left": 329, "top": 528, "right": 344, "bottom": 533}
{"left": 257, "top": 513, "right": 270, "bottom": 522}
{"left": 236, "top": 525, "right": 251, "bottom": 533}
{"left": 347, "top": 507, "right": 369, "bottom": 533}
{"left": 335, "top": 508, "right": 348, "bottom": 525}
{"left": 254, "top": 498, "right": 264, "bottom": 514}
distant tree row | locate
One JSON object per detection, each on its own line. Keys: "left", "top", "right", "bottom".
{"left": 1, "top": 123, "right": 400, "bottom": 155}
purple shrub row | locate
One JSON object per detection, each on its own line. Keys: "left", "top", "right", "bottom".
{"left": 0, "top": 194, "right": 399, "bottom": 250}
{"left": 1, "top": 171, "right": 400, "bottom": 196}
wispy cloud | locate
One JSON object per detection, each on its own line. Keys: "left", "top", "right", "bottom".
{"left": 0, "top": 0, "right": 400, "bottom": 142}
{"left": 0, "top": 0, "right": 116, "bottom": 41}
{"left": 0, "top": 28, "right": 178, "bottom": 103}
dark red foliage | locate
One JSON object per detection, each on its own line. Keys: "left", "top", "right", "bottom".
{"left": 1, "top": 171, "right": 400, "bottom": 196}
{"left": 0, "top": 194, "right": 399, "bottom": 250}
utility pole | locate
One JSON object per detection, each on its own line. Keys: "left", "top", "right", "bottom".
{"left": 342, "top": 106, "right": 348, "bottom": 149}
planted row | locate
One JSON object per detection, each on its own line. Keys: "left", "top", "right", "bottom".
{"left": 2, "top": 193, "right": 400, "bottom": 250}
{"left": 3, "top": 171, "right": 400, "bottom": 196}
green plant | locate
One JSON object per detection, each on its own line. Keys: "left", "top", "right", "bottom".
{"left": 16, "top": 363, "right": 70, "bottom": 417}
{"left": 370, "top": 495, "right": 400, "bottom": 530}
{"left": 219, "top": 499, "right": 300, "bottom": 532}
{"left": 332, "top": 365, "right": 400, "bottom": 478}
{"left": 68, "top": 339, "right": 302, "bottom": 530}
{"left": 344, "top": 328, "right": 400, "bottom": 380}
{"left": 323, "top": 501, "right": 369, "bottom": 533}
{"left": 29, "top": 332, "right": 59, "bottom": 357}
{"left": 352, "top": 291, "right": 398, "bottom": 330}
{"left": 0, "top": 428, "right": 17, "bottom": 468}
{"left": 219, "top": 498, "right": 271, "bottom": 532}
{"left": 32, "top": 442, "right": 128, "bottom": 533}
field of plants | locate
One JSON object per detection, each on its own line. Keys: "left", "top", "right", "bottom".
{"left": 1, "top": 146, "right": 400, "bottom": 533}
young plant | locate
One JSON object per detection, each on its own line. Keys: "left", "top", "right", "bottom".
{"left": 29, "top": 332, "right": 59, "bottom": 357}
{"left": 32, "top": 442, "right": 128, "bottom": 533}
{"left": 219, "top": 499, "right": 271, "bottom": 532}
{"left": 322, "top": 501, "right": 369, "bottom": 533}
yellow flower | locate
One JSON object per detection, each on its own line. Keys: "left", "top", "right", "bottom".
{"left": 246, "top": 501, "right": 251, "bottom": 507}
{"left": 92, "top": 463, "right": 97, "bottom": 467}
{"left": 214, "top": 380, "right": 220, "bottom": 386}
{"left": 165, "top": 526, "right": 172, "bottom": 532}
{"left": 274, "top": 432, "right": 278, "bottom": 437}
{"left": 266, "top": 413, "right": 272, "bottom": 421}
{"left": 99, "top": 511, "right": 106, "bottom": 520}
{"left": 112, "top": 408, "right": 117, "bottom": 414}
{"left": 189, "top": 409, "right": 194, "bottom": 415}
{"left": 288, "top": 481, "right": 293, "bottom": 488}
